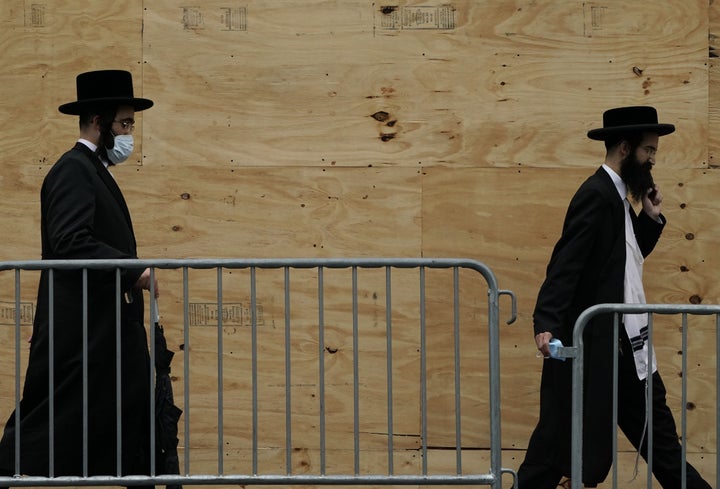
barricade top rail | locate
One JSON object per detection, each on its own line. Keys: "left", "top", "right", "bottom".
{"left": 563, "top": 302, "right": 720, "bottom": 360}
{"left": 0, "top": 257, "right": 500, "bottom": 291}
{"left": 0, "top": 257, "right": 489, "bottom": 270}
{"left": 575, "top": 302, "right": 720, "bottom": 326}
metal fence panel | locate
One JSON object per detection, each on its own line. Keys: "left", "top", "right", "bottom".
{"left": 560, "top": 303, "right": 720, "bottom": 489}
{"left": 0, "top": 258, "right": 516, "bottom": 489}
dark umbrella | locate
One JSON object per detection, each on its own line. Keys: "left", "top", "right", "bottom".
{"left": 153, "top": 302, "right": 183, "bottom": 489}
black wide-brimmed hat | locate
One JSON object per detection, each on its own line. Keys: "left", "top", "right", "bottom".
{"left": 587, "top": 106, "right": 675, "bottom": 141}
{"left": 58, "top": 70, "right": 153, "bottom": 115}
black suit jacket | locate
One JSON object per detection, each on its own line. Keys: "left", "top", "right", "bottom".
{"left": 527, "top": 166, "right": 664, "bottom": 484}
{"left": 0, "top": 143, "right": 151, "bottom": 476}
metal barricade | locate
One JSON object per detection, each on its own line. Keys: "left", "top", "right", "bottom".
{"left": 0, "top": 258, "right": 517, "bottom": 488}
{"left": 559, "top": 303, "right": 720, "bottom": 489}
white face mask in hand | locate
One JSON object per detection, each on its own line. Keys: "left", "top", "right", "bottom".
{"left": 107, "top": 134, "right": 134, "bottom": 164}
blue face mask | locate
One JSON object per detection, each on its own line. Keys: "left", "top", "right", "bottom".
{"left": 107, "top": 134, "right": 134, "bottom": 164}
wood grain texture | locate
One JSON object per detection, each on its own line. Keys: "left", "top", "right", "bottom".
{"left": 0, "top": 0, "right": 717, "bottom": 485}
{"left": 139, "top": 0, "right": 708, "bottom": 169}
{"left": 119, "top": 165, "right": 422, "bottom": 258}
{"left": 710, "top": 0, "right": 720, "bottom": 169}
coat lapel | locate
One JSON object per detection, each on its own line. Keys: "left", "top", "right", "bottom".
{"left": 73, "top": 143, "right": 137, "bottom": 246}
{"left": 593, "top": 166, "right": 625, "bottom": 228}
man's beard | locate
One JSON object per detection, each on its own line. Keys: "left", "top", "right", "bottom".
{"left": 99, "top": 128, "right": 115, "bottom": 151}
{"left": 97, "top": 128, "right": 115, "bottom": 162}
{"left": 620, "top": 151, "right": 654, "bottom": 203}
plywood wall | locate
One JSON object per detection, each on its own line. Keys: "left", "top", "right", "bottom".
{"left": 1, "top": 1, "right": 719, "bottom": 487}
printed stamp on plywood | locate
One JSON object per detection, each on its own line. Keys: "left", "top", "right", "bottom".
{"left": 0, "top": 302, "right": 34, "bottom": 327}
{"left": 378, "top": 5, "right": 455, "bottom": 31}
{"left": 189, "top": 302, "right": 265, "bottom": 327}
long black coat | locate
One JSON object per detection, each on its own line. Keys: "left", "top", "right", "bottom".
{"left": 0, "top": 143, "right": 151, "bottom": 476}
{"left": 525, "top": 166, "right": 664, "bottom": 485}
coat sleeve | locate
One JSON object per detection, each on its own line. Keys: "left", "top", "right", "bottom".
{"left": 635, "top": 210, "right": 665, "bottom": 258}
{"left": 42, "top": 155, "right": 144, "bottom": 291}
{"left": 532, "top": 184, "right": 611, "bottom": 337}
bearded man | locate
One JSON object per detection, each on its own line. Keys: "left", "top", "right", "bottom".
{"left": 515, "top": 106, "right": 711, "bottom": 488}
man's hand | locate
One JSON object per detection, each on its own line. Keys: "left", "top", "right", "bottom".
{"left": 535, "top": 331, "right": 554, "bottom": 358}
{"left": 134, "top": 267, "right": 160, "bottom": 298}
{"left": 642, "top": 184, "right": 663, "bottom": 221}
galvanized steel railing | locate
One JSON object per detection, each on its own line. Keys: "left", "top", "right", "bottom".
{"left": 0, "top": 258, "right": 517, "bottom": 488}
{"left": 558, "top": 303, "right": 720, "bottom": 489}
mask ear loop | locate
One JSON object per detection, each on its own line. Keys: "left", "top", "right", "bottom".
{"left": 93, "top": 106, "right": 117, "bottom": 151}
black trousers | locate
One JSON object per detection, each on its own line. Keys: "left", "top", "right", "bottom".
{"left": 516, "top": 333, "right": 712, "bottom": 489}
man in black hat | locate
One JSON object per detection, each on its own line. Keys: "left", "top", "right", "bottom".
{"left": 515, "top": 106, "right": 711, "bottom": 488}
{"left": 0, "top": 70, "right": 158, "bottom": 484}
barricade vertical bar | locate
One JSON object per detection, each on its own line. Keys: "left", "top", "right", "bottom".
{"left": 647, "top": 313, "right": 654, "bottom": 489}
{"left": 82, "top": 269, "right": 89, "bottom": 477}
{"left": 715, "top": 314, "right": 720, "bottom": 487}
{"left": 183, "top": 266, "right": 191, "bottom": 475}
{"left": 48, "top": 268, "right": 55, "bottom": 478}
{"left": 318, "top": 267, "right": 326, "bottom": 474}
{"left": 14, "top": 269, "right": 21, "bottom": 476}
{"left": 251, "top": 266, "right": 258, "bottom": 475}
{"left": 570, "top": 311, "right": 584, "bottom": 489}
{"left": 717, "top": 313, "right": 720, "bottom": 489}
{"left": 385, "top": 266, "right": 394, "bottom": 475}
{"left": 284, "top": 267, "right": 292, "bottom": 474}
{"left": 681, "top": 313, "right": 688, "bottom": 489}
{"left": 352, "top": 266, "right": 360, "bottom": 475}
{"left": 611, "top": 314, "right": 620, "bottom": 489}
{"left": 453, "top": 267, "right": 462, "bottom": 474}
{"left": 115, "top": 269, "right": 123, "bottom": 476}
{"left": 217, "top": 267, "right": 224, "bottom": 474}
{"left": 419, "top": 266, "right": 428, "bottom": 476}
{"left": 149, "top": 270, "right": 157, "bottom": 477}
{"left": 148, "top": 267, "right": 160, "bottom": 475}
{"left": 486, "top": 270, "right": 502, "bottom": 489}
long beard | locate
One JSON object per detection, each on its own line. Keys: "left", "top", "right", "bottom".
{"left": 620, "top": 152, "right": 654, "bottom": 203}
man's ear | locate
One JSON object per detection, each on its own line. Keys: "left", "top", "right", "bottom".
{"left": 90, "top": 114, "right": 102, "bottom": 130}
{"left": 618, "top": 140, "right": 631, "bottom": 157}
